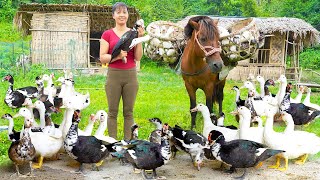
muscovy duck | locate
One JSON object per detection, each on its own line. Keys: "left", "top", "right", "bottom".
{"left": 8, "top": 117, "right": 36, "bottom": 177}
{"left": 111, "top": 19, "right": 145, "bottom": 63}
{"left": 3, "top": 74, "right": 26, "bottom": 109}
{"left": 280, "top": 84, "right": 320, "bottom": 125}
{"left": 111, "top": 126, "right": 172, "bottom": 180}
{"left": 64, "top": 110, "right": 115, "bottom": 173}
{"left": 264, "top": 79, "right": 276, "bottom": 97}
{"left": 148, "top": 117, "right": 163, "bottom": 144}
{"left": 208, "top": 130, "right": 284, "bottom": 178}
{"left": 231, "top": 86, "right": 245, "bottom": 107}
{"left": 171, "top": 125, "right": 209, "bottom": 170}
{"left": 1, "top": 113, "right": 20, "bottom": 142}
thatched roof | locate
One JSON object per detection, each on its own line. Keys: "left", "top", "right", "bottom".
{"left": 178, "top": 16, "right": 320, "bottom": 46}
{"left": 14, "top": 3, "right": 140, "bottom": 36}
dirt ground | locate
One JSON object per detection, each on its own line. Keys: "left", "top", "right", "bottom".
{"left": 0, "top": 152, "right": 320, "bottom": 180}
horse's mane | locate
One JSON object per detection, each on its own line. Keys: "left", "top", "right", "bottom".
{"left": 184, "top": 16, "right": 219, "bottom": 40}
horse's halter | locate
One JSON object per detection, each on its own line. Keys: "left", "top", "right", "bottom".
{"left": 194, "top": 31, "right": 221, "bottom": 57}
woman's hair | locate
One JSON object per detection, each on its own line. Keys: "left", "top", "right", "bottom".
{"left": 112, "top": 2, "right": 128, "bottom": 15}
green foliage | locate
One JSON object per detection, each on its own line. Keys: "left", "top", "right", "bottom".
{"left": 299, "top": 45, "right": 320, "bottom": 69}
{"left": 0, "top": 0, "right": 16, "bottom": 21}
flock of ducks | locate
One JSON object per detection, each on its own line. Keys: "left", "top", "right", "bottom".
{"left": 1, "top": 72, "right": 320, "bottom": 179}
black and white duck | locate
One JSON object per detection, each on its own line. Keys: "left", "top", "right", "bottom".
{"left": 8, "top": 116, "right": 36, "bottom": 177}
{"left": 148, "top": 117, "right": 163, "bottom": 144}
{"left": 231, "top": 86, "right": 245, "bottom": 108}
{"left": 64, "top": 110, "right": 115, "bottom": 173}
{"left": 15, "top": 75, "right": 39, "bottom": 99}
{"left": 280, "top": 83, "right": 320, "bottom": 125}
{"left": 208, "top": 130, "right": 284, "bottom": 178}
{"left": 264, "top": 79, "right": 276, "bottom": 97}
{"left": 3, "top": 74, "right": 26, "bottom": 109}
{"left": 171, "top": 125, "right": 209, "bottom": 170}
{"left": 1, "top": 113, "right": 20, "bottom": 142}
{"left": 111, "top": 127, "right": 172, "bottom": 180}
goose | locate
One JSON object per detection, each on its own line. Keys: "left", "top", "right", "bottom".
{"left": 111, "top": 124, "right": 172, "bottom": 180}
{"left": 290, "top": 85, "right": 304, "bottom": 104}
{"left": 2, "top": 74, "right": 26, "bottom": 109}
{"left": 208, "top": 130, "right": 284, "bottom": 178}
{"left": 280, "top": 84, "right": 320, "bottom": 125}
{"left": 263, "top": 108, "right": 320, "bottom": 171}
{"left": 94, "top": 110, "right": 117, "bottom": 143}
{"left": 8, "top": 117, "right": 36, "bottom": 177}
{"left": 191, "top": 104, "right": 238, "bottom": 141}
{"left": 14, "top": 108, "right": 63, "bottom": 169}
{"left": 171, "top": 125, "right": 209, "bottom": 170}
{"left": 1, "top": 114, "right": 20, "bottom": 142}
{"left": 64, "top": 110, "right": 115, "bottom": 173}
{"left": 236, "top": 106, "right": 263, "bottom": 143}
{"left": 303, "top": 88, "right": 320, "bottom": 110}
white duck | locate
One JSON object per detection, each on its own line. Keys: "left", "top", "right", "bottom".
{"left": 22, "top": 97, "right": 35, "bottom": 120}
{"left": 236, "top": 106, "right": 264, "bottom": 143}
{"left": 275, "top": 75, "right": 287, "bottom": 106}
{"left": 241, "top": 81, "right": 260, "bottom": 98}
{"left": 263, "top": 108, "right": 320, "bottom": 171}
{"left": 191, "top": 104, "right": 238, "bottom": 141}
{"left": 303, "top": 88, "right": 320, "bottom": 110}
{"left": 14, "top": 108, "right": 63, "bottom": 169}
{"left": 256, "top": 75, "right": 265, "bottom": 97}
{"left": 42, "top": 73, "right": 57, "bottom": 96}
{"left": 82, "top": 114, "right": 96, "bottom": 136}
{"left": 59, "top": 92, "right": 91, "bottom": 138}
{"left": 290, "top": 85, "right": 304, "bottom": 104}
{"left": 94, "top": 110, "right": 117, "bottom": 143}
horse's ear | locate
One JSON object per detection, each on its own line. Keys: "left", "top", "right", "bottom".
{"left": 213, "top": 19, "right": 219, "bottom": 26}
{"left": 189, "top": 20, "right": 199, "bottom": 31}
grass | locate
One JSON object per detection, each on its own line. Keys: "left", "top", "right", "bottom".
{"left": 0, "top": 58, "right": 320, "bottom": 165}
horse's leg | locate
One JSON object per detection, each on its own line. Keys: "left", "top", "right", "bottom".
{"left": 204, "top": 86, "right": 215, "bottom": 124}
{"left": 185, "top": 83, "right": 197, "bottom": 130}
{"left": 217, "top": 79, "right": 226, "bottom": 115}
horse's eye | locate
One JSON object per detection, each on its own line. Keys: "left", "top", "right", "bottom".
{"left": 200, "top": 37, "right": 206, "bottom": 42}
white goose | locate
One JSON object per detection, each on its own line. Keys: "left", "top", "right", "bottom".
{"left": 14, "top": 108, "right": 63, "bottom": 169}
{"left": 275, "top": 75, "right": 287, "bottom": 106}
{"left": 94, "top": 110, "right": 117, "bottom": 143}
{"left": 191, "top": 104, "right": 238, "bottom": 141}
{"left": 303, "top": 88, "right": 320, "bottom": 110}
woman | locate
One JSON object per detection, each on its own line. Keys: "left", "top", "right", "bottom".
{"left": 100, "top": 2, "right": 144, "bottom": 140}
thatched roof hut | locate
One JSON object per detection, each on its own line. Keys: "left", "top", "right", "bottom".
{"left": 178, "top": 16, "right": 320, "bottom": 82}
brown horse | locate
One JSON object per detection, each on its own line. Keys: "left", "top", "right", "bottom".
{"left": 181, "top": 16, "right": 224, "bottom": 129}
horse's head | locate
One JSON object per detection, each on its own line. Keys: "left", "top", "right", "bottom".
{"left": 185, "top": 16, "right": 224, "bottom": 73}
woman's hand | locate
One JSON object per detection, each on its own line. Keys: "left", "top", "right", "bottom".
{"left": 137, "top": 27, "right": 145, "bottom": 37}
{"left": 117, "top": 50, "right": 127, "bottom": 60}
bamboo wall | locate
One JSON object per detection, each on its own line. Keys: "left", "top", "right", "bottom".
{"left": 30, "top": 12, "right": 89, "bottom": 69}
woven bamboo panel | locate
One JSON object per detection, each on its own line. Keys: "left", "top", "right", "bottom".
{"left": 270, "top": 33, "right": 285, "bottom": 64}
{"left": 31, "top": 12, "right": 89, "bottom": 69}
